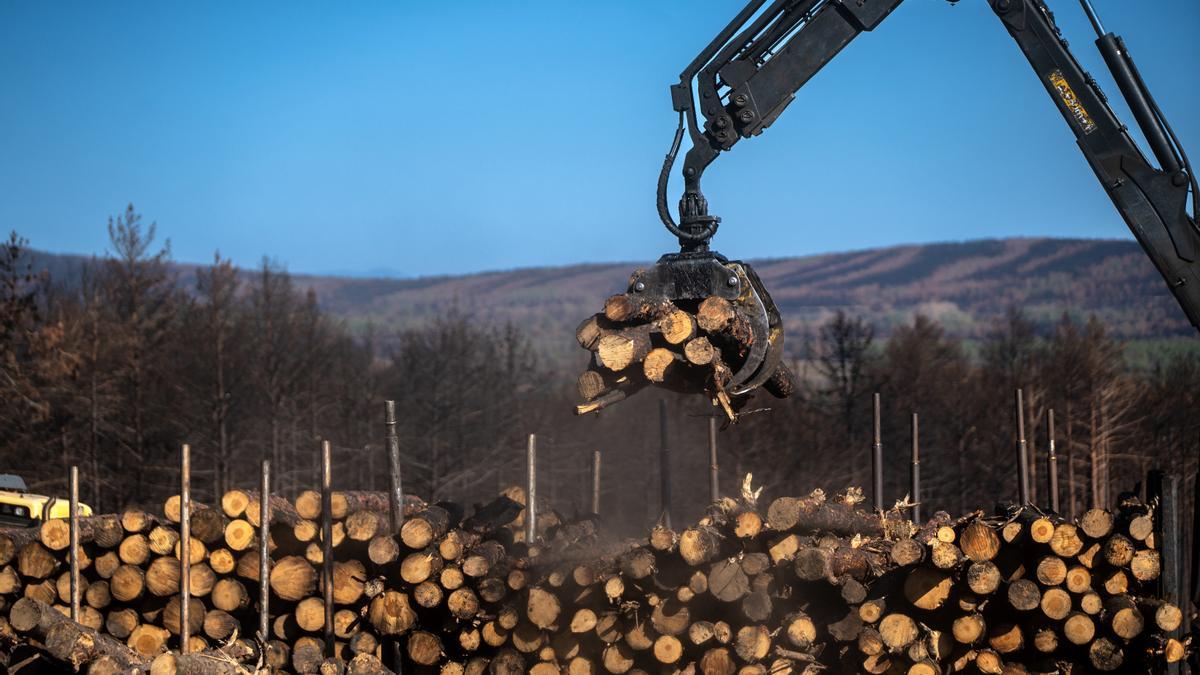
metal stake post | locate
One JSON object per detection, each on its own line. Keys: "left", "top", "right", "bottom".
{"left": 591, "top": 450, "right": 602, "bottom": 516}
{"left": 1149, "top": 470, "right": 1183, "bottom": 674}
{"left": 321, "top": 441, "right": 334, "bottom": 656}
{"left": 258, "top": 460, "right": 271, "bottom": 643}
{"left": 708, "top": 416, "right": 720, "bottom": 503}
{"left": 384, "top": 401, "right": 404, "bottom": 534}
{"left": 69, "top": 465, "right": 80, "bottom": 622}
{"left": 659, "top": 400, "right": 673, "bottom": 528}
{"left": 525, "top": 434, "right": 537, "bottom": 543}
{"left": 1047, "top": 409, "right": 1059, "bottom": 513}
{"left": 180, "top": 444, "right": 191, "bottom": 653}
{"left": 872, "top": 393, "right": 883, "bottom": 511}
{"left": 1015, "top": 389, "right": 1030, "bottom": 505}
{"left": 910, "top": 414, "right": 921, "bottom": 525}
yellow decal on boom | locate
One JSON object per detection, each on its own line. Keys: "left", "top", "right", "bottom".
{"left": 1048, "top": 70, "right": 1097, "bottom": 135}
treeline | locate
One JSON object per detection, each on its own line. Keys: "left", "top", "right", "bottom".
{"left": 1, "top": 206, "right": 549, "bottom": 513}
{"left": 2, "top": 206, "right": 1198, "bottom": 541}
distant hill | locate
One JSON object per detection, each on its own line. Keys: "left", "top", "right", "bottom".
{"left": 29, "top": 238, "right": 1194, "bottom": 365}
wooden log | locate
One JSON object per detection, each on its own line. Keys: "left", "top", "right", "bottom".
{"left": 368, "top": 535, "right": 400, "bottom": 565}
{"left": 527, "top": 587, "right": 561, "bottom": 629}
{"left": 700, "top": 647, "right": 736, "bottom": 675}
{"left": 952, "top": 613, "right": 986, "bottom": 645}
{"left": 147, "top": 525, "right": 179, "bottom": 556}
{"left": 879, "top": 614, "right": 917, "bottom": 651}
{"left": 149, "top": 641, "right": 257, "bottom": 675}
{"left": 597, "top": 326, "right": 653, "bottom": 372}
{"left": 295, "top": 596, "right": 326, "bottom": 632}
{"left": 161, "top": 596, "right": 205, "bottom": 636}
{"left": 1039, "top": 587, "right": 1072, "bottom": 620}
{"left": 346, "top": 510, "right": 391, "bottom": 543}
{"left": 401, "top": 549, "right": 444, "bottom": 585}
{"left": 220, "top": 489, "right": 253, "bottom": 519}
{"left": 1105, "top": 594, "right": 1145, "bottom": 639}
{"left": 904, "top": 568, "right": 952, "bottom": 610}
{"left": 643, "top": 347, "right": 685, "bottom": 383}
{"left": 959, "top": 522, "right": 1000, "bottom": 562}
{"left": 126, "top": 619, "right": 169, "bottom": 658}
{"left": 202, "top": 609, "right": 238, "bottom": 641}
{"left": 697, "top": 297, "right": 752, "bottom": 345}
{"left": 244, "top": 494, "right": 300, "bottom": 528}
{"left": 1062, "top": 613, "right": 1095, "bottom": 645}
{"left": 1088, "top": 636, "right": 1124, "bottom": 671}
{"left": 368, "top": 590, "right": 416, "bottom": 635}
{"left": 575, "top": 313, "right": 611, "bottom": 351}
{"left": 270, "top": 555, "right": 317, "bottom": 602}
{"left": 679, "top": 527, "right": 721, "bottom": 566}
{"left": 292, "top": 636, "right": 324, "bottom": 673}
{"left": 462, "top": 540, "right": 506, "bottom": 578}
{"left": 106, "top": 566, "right": 143, "bottom": 605}
{"left": 577, "top": 370, "right": 608, "bottom": 401}
{"left": 327, "top": 559, "right": 366, "bottom": 606}
{"left": 93, "top": 550, "right": 120, "bottom": 579}
{"left": 1129, "top": 548, "right": 1161, "bottom": 582}
{"left": 17, "top": 542, "right": 59, "bottom": 579}
{"left": 765, "top": 496, "right": 910, "bottom": 538}
{"left": 966, "top": 561, "right": 1001, "bottom": 595}
{"left": 684, "top": 337, "right": 717, "bottom": 365}
{"left": 84, "top": 579, "right": 111, "bottom": 610}
{"left": 1033, "top": 555, "right": 1067, "bottom": 586}
{"left": 1080, "top": 508, "right": 1114, "bottom": 538}
{"left": 1006, "top": 579, "right": 1041, "bottom": 612}
{"left": 41, "top": 515, "right": 123, "bottom": 550}
{"left": 145, "top": 556, "right": 180, "bottom": 597}
{"left": 189, "top": 508, "right": 228, "bottom": 545}
{"left": 1049, "top": 523, "right": 1084, "bottom": 557}
{"left": 401, "top": 505, "right": 453, "bottom": 549}
{"left": 10, "top": 597, "right": 147, "bottom": 670}
{"left": 118, "top": 533, "right": 151, "bottom": 566}
{"left": 105, "top": 607, "right": 139, "bottom": 640}
{"left": 211, "top": 578, "right": 250, "bottom": 612}
{"left": 223, "top": 519, "right": 256, "bottom": 551}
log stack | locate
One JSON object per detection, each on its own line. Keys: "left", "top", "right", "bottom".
{"left": 0, "top": 483, "right": 1188, "bottom": 674}
{"left": 575, "top": 294, "right": 795, "bottom": 420}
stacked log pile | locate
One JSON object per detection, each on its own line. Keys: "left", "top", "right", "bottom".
{"left": 574, "top": 294, "right": 795, "bottom": 420}
{"left": 0, "top": 484, "right": 1188, "bottom": 674}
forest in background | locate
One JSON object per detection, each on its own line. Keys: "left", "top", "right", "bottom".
{"left": 3, "top": 206, "right": 1199, "bottom": 543}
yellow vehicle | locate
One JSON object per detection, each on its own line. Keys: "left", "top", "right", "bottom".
{"left": 0, "top": 474, "right": 92, "bottom": 528}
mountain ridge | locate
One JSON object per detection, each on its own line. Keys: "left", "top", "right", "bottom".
{"left": 29, "top": 237, "right": 1193, "bottom": 365}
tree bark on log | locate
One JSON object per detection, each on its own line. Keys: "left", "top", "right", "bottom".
{"left": 9, "top": 597, "right": 147, "bottom": 670}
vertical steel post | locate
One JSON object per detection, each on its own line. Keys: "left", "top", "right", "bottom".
{"left": 321, "top": 441, "right": 334, "bottom": 656}
{"left": 1047, "top": 409, "right": 1059, "bottom": 513}
{"left": 180, "top": 444, "right": 191, "bottom": 653}
{"left": 910, "top": 413, "right": 921, "bottom": 525}
{"left": 590, "top": 450, "right": 602, "bottom": 516}
{"left": 1192, "top": 458, "right": 1200, "bottom": 613}
{"left": 872, "top": 393, "right": 883, "bottom": 511}
{"left": 659, "top": 399, "right": 673, "bottom": 528}
{"left": 525, "top": 434, "right": 537, "bottom": 543}
{"left": 384, "top": 401, "right": 404, "bottom": 534}
{"left": 1015, "top": 389, "right": 1030, "bottom": 505}
{"left": 69, "top": 465, "right": 80, "bottom": 622}
{"left": 708, "top": 416, "right": 720, "bottom": 503}
{"left": 258, "top": 460, "right": 271, "bottom": 643}
{"left": 1149, "top": 470, "right": 1183, "bottom": 674}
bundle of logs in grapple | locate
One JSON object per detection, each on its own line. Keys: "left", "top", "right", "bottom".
{"left": 0, "top": 485, "right": 1188, "bottom": 674}
{"left": 575, "top": 294, "right": 795, "bottom": 421}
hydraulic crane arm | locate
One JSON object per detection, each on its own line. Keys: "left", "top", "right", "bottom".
{"left": 658, "top": 0, "right": 1200, "bottom": 330}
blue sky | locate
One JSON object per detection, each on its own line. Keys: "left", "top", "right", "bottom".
{"left": 2, "top": 1, "right": 1197, "bottom": 277}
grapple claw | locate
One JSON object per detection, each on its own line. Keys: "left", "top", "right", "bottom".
{"left": 626, "top": 250, "right": 784, "bottom": 401}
